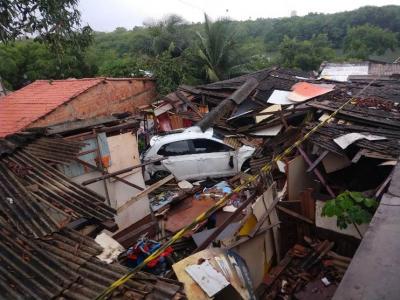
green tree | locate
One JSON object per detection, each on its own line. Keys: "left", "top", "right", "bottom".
{"left": 344, "top": 24, "right": 398, "bottom": 59}
{"left": 146, "top": 51, "right": 200, "bottom": 96}
{"left": 144, "top": 14, "right": 190, "bottom": 57}
{"left": 98, "top": 56, "right": 146, "bottom": 78}
{"left": 196, "top": 14, "right": 246, "bottom": 82}
{"left": 278, "top": 34, "right": 336, "bottom": 71}
{"left": 0, "top": 0, "right": 91, "bottom": 47}
{"left": 0, "top": 40, "right": 97, "bottom": 90}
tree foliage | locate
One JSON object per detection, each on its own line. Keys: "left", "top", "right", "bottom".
{"left": 0, "top": 0, "right": 91, "bottom": 47}
{"left": 0, "top": 40, "right": 97, "bottom": 89}
{"left": 344, "top": 24, "right": 398, "bottom": 59}
{"left": 1, "top": 5, "right": 400, "bottom": 95}
{"left": 322, "top": 191, "right": 378, "bottom": 229}
{"left": 278, "top": 34, "right": 336, "bottom": 71}
{"left": 197, "top": 14, "right": 247, "bottom": 82}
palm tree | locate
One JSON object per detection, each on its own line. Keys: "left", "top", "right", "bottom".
{"left": 196, "top": 14, "right": 245, "bottom": 82}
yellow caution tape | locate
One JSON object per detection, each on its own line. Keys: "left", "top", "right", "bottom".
{"left": 95, "top": 79, "right": 377, "bottom": 300}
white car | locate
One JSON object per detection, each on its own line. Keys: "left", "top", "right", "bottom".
{"left": 142, "top": 127, "right": 255, "bottom": 181}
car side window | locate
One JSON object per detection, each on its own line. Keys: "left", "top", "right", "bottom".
{"left": 157, "top": 140, "right": 191, "bottom": 156}
{"left": 192, "top": 139, "right": 232, "bottom": 153}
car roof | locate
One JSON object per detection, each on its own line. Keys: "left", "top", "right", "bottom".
{"left": 150, "top": 126, "right": 216, "bottom": 146}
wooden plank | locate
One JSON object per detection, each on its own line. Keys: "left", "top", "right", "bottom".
{"left": 75, "top": 158, "right": 144, "bottom": 191}
{"left": 287, "top": 155, "right": 313, "bottom": 201}
{"left": 81, "top": 158, "right": 165, "bottom": 185}
{"left": 195, "top": 194, "right": 256, "bottom": 251}
{"left": 117, "top": 174, "right": 174, "bottom": 213}
{"left": 249, "top": 194, "right": 280, "bottom": 238}
{"left": 306, "top": 150, "right": 329, "bottom": 173}
{"left": 264, "top": 184, "right": 281, "bottom": 263}
{"left": 276, "top": 205, "right": 314, "bottom": 224}
{"left": 175, "top": 91, "right": 203, "bottom": 118}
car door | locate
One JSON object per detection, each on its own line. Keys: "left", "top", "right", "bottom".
{"left": 159, "top": 140, "right": 201, "bottom": 180}
{"left": 192, "top": 138, "right": 238, "bottom": 178}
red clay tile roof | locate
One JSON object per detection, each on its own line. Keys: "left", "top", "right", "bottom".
{"left": 0, "top": 78, "right": 104, "bottom": 137}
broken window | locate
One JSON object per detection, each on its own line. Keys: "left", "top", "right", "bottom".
{"left": 192, "top": 139, "right": 232, "bottom": 153}
{"left": 158, "top": 140, "right": 191, "bottom": 156}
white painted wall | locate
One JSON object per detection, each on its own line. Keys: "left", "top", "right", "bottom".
{"left": 70, "top": 132, "right": 150, "bottom": 233}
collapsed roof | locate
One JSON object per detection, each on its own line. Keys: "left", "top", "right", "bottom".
{"left": 0, "top": 131, "right": 185, "bottom": 299}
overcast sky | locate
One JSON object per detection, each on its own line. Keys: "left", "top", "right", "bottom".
{"left": 79, "top": 0, "right": 400, "bottom": 32}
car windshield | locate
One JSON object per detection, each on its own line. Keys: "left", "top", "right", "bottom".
{"left": 212, "top": 129, "right": 225, "bottom": 141}
{"left": 157, "top": 138, "right": 232, "bottom": 156}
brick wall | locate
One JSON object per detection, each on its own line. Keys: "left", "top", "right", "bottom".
{"left": 30, "top": 79, "right": 156, "bottom": 127}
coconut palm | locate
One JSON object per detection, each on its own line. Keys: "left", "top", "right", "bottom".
{"left": 196, "top": 14, "right": 245, "bottom": 82}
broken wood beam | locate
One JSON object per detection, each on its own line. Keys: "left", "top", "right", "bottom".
{"left": 76, "top": 158, "right": 144, "bottom": 191}
{"left": 297, "top": 146, "right": 335, "bottom": 198}
{"left": 197, "top": 78, "right": 259, "bottom": 132}
{"left": 195, "top": 193, "right": 258, "bottom": 252}
{"left": 175, "top": 90, "right": 203, "bottom": 118}
{"left": 306, "top": 150, "right": 329, "bottom": 173}
{"left": 276, "top": 205, "right": 314, "bottom": 224}
{"left": 117, "top": 174, "right": 174, "bottom": 213}
{"left": 249, "top": 195, "right": 280, "bottom": 238}
{"left": 81, "top": 158, "right": 166, "bottom": 185}
{"left": 228, "top": 221, "right": 281, "bottom": 248}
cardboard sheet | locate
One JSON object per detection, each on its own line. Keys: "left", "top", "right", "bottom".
{"left": 322, "top": 152, "right": 351, "bottom": 173}
{"left": 255, "top": 104, "right": 282, "bottom": 123}
{"left": 250, "top": 124, "right": 283, "bottom": 136}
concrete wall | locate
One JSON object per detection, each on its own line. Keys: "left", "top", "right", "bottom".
{"left": 333, "top": 162, "right": 400, "bottom": 300}
{"left": 29, "top": 78, "right": 156, "bottom": 127}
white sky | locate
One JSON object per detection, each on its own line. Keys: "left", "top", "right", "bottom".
{"left": 78, "top": 0, "right": 400, "bottom": 31}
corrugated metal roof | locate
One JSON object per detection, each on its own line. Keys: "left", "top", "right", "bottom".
{"left": 0, "top": 78, "right": 104, "bottom": 137}
{"left": 0, "top": 225, "right": 185, "bottom": 300}
{"left": 369, "top": 62, "right": 400, "bottom": 76}
{"left": 319, "top": 63, "right": 369, "bottom": 82}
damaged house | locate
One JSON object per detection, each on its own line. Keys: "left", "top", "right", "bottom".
{"left": 0, "top": 77, "right": 158, "bottom": 236}
{"left": 110, "top": 64, "right": 400, "bottom": 300}
{"left": 1, "top": 61, "right": 400, "bottom": 300}
{"left": 0, "top": 132, "right": 185, "bottom": 299}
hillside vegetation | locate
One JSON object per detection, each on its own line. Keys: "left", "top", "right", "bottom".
{"left": 1, "top": 5, "right": 399, "bottom": 95}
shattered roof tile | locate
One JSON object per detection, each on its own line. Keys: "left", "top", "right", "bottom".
{"left": 0, "top": 225, "right": 185, "bottom": 300}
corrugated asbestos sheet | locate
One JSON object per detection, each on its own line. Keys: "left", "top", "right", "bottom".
{"left": 2, "top": 132, "right": 85, "bottom": 164}
{"left": 0, "top": 149, "right": 115, "bottom": 238}
{"left": 0, "top": 132, "right": 114, "bottom": 238}
{"left": 0, "top": 225, "right": 185, "bottom": 300}
{"left": 368, "top": 62, "right": 400, "bottom": 76}
{"left": 304, "top": 122, "right": 400, "bottom": 158}
{"left": 188, "top": 68, "right": 306, "bottom": 105}
{"left": 0, "top": 133, "right": 185, "bottom": 299}
{"left": 24, "top": 137, "right": 86, "bottom": 164}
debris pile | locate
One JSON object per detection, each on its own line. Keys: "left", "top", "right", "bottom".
{"left": 1, "top": 63, "right": 400, "bottom": 300}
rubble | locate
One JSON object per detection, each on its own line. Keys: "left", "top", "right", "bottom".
{"left": 1, "top": 65, "right": 400, "bottom": 299}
